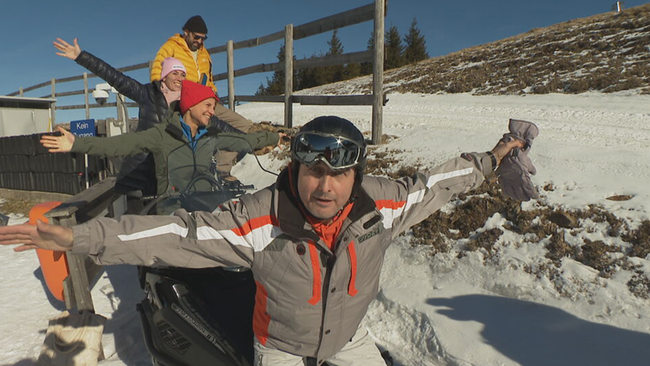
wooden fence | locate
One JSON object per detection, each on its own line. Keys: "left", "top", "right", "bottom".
{"left": 7, "top": 0, "right": 387, "bottom": 143}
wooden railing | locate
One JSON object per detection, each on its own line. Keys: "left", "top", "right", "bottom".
{"left": 45, "top": 177, "right": 119, "bottom": 311}
{"left": 7, "top": 0, "right": 387, "bottom": 143}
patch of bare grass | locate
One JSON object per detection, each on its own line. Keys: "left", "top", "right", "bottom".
{"left": 379, "top": 164, "right": 649, "bottom": 299}
{"left": 0, "top": 198, "right": 39, "bottom": 216}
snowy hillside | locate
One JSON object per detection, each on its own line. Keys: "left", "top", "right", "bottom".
{"left": 2, "top": 92, "right": 649, "bottom": 366}
{"left": 299, "top": 4, "right": 650, "bottom": 96}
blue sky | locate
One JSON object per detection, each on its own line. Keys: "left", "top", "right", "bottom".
{"left": 1, "top": 0, "right": 647, "bottom": 122}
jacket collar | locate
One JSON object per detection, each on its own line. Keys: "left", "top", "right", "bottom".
{"left": 178, "top": 117, "right": 208, "bottom": 150}
{"left": 162, "top": 104, "right": 193, "bottom": 143}
{"left": 164, "top": 113, "right": 186, "bottom": 142}
{"left": 172, "top": 33, "right": 203, "bottom": 53}
{"left": 164, "top": 107, "right": 225, "bottom": 142}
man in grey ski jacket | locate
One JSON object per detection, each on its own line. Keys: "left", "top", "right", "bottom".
{"left": 0, "top": 116, "right": 525, "bottom": 365}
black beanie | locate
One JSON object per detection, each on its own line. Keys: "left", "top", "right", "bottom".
{"left": 183, "top": 15, "right": 208, "bottom": 34}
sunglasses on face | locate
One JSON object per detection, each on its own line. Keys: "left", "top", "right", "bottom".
{"left": 192, "top": 33, "right": 208, "bottom": 41}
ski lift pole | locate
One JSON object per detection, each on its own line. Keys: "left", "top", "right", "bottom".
{"left": 84, "top": 73, "right": 91, "bottom": 190}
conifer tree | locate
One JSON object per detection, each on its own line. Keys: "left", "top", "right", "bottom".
{"left": 327, "top": 30, "right": 344, "bottom": 55}
{"left": 403, "top": 18, "right": 429, "bottom": 64}
{"left": 256, "top": 45, "right": 284, "bottom": 95}
{"left": 385, "top": 25, "right": 405, "bottom": 70}
{"left": 256, "top": 44, "right": 296, "bottom": 95}
{"left": 328, "top": 30, "right": 361, "bottom": 82}
{"left": 360, "top": 31, "right": 374, "bottom": 75}
{"left": 326, "top": 30, "right": 345, "bottom": 82}
{"left": 296, "top": 53, "right": 328, "bottom": 90}
{"left": 344, "top": 62, "right": 361, "bottom": 80}
{"left": 297, "top": 30, "right": 351, "bottom": 90}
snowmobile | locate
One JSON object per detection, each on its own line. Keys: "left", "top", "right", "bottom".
{"left": 134, "top": 133, "right": 393, "bottom": 366}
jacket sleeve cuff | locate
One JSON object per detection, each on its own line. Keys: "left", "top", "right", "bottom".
{"left": 479, "top": 151, "right": 498, "bottom": 174}
{"left": 461, "top": 151, "right": 496, "bottom": 176}
{"left": 74, "top": 50, "right": 89, "bottom": 64}
{"left": 71, "top": 224, "right": 91, "bottom": 255}
{"left": 485, "top": 151, "right": 498, "bottom": 171}
{"left": 70, "top": 137, "right": 87, "bottom": 153}
{"left": 270, "top": 132, "right": 280, "bottom": 146}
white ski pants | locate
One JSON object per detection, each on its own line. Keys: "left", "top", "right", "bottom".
{"left": 253, "top": 325, "right": 386, "bottom": 366}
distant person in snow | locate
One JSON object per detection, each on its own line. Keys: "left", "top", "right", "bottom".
{"left": 53, "top": 38, "right": 244, "bottom": 197}
{"left": 150, "top": 15, "right": 254, "bottom": 182}
{"left": 0, "top": 116, "right": 526, "bottom": 366}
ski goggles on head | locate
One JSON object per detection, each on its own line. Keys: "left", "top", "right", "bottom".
{"left": 293, "top": 132, "right": 365, "bottom": 170}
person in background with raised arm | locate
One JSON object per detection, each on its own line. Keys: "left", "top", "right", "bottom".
{"left": 55, "top": 38, "right": 238, "bottom": 132}
{"left": 149, "top": 15, "right": 256, "bottom": 183}
{"left": 1, "top": 116, "right": 526, "bottom": 365}
{"left": 53, "top": 38, "right": 244, "bottom": 197}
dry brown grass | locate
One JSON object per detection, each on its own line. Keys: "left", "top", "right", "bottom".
{"left": 365, "top": 147, "right": 650, "bottom": 299}
{"left": 0, "top": 199, "right": 39, "bottom": 216}
{"left": 377, "top": 4, "right": 650, "bottom": 96}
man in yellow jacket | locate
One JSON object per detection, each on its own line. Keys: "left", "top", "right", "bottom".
{"left": 151, "top": 15, "right": 215, "bottom": 92}
{"left": 150, "top": 15, "right": 254, "bottom": 182}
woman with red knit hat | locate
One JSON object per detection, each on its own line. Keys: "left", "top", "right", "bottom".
{"left": 40, "top": 80, "right": 284, "bottom": 197}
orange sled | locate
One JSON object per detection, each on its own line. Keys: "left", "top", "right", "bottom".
{"left": 29, "top": 201, "right": 68, "bottom": 302}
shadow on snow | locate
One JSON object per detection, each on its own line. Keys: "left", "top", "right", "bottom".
{"left": 427, "top": 294, "right": 650, "bottom": 366}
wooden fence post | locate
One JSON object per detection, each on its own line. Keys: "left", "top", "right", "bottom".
{"left": 48, "top": 214, "right": 97, "bottom": 313}
{"left": 227, "top": 40, "right": 235, "bottom": 111}
{"left": 284, "top": 24, "right": 294, "bottom": 128}
{"left": 84, "top": 72, "right": 90, "bottom": 119}
{"left": 51, "top": 78, "right": 56, "bottom": 126}
{"left": 371, "top": 0, "right": 385, "bottom": 145}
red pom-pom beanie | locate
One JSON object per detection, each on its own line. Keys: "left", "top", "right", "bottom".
{"left": 180, "top": 80, "right": 216, "bottom": 115}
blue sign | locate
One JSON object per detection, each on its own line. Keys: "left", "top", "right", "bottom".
{"left": 70, "top": 119, "right": 96, "bottom": 137}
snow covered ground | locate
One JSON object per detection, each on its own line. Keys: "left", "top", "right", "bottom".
{"left": 1, "top": 92, "right": 649, "bottom": 366}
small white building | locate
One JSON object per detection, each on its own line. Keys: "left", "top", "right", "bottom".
{"left": 0, "top": 96, "right": 56, "bottom": 137}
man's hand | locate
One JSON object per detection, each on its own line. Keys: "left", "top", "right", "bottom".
{"left": 53, "top": 38, "right": 82, "bottom": 60}
{"left": 0, "top": 220, "right": 74, "bottom": 252}
{"left": 277, "top": 132, "right": 289, "bottom": 148}
{"left": 491, "top": 136, "right": 525, "bottom": 164}
{"left": 494, "top": 119, "right": 540, "bottom": 201}
{"left": 40, "top": 126, "right": 75, "bottom": 153}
